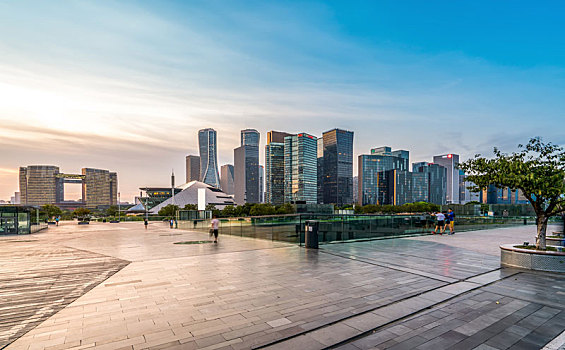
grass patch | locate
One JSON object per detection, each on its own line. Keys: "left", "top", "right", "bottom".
{"left": 174, "top": 240, "right": 214, "bottom": 245}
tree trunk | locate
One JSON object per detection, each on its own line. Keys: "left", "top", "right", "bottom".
{"left": 535, "top": 215, "right": 548, "bottom": 250}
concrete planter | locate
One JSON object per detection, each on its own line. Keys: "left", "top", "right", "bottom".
{"left": 547, "top": 237, "right": 565, "bottom": 247}
{"left": 500, "top": 244, "right": 565, "bottom": 272}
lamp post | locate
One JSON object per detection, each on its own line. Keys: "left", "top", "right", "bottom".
{"left": 145, "top": 187, "right": 149, "bottom": 223}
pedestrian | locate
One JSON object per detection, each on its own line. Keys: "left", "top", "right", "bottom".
{"left": 144, "top": 218, "right": 148, "bottom": 229}
{"left": 210, "top": 215, "right": 220, "bottom": 243}
{"left": 169, "top": 218, "right": 174, "bottom": 229}
{"left": 55, "top": 216, "right": 60, "bottom": 226}
{"left": 431, "top": 211, "right": 445, "bottom": 235}
{"left": 446, "top": 208, "right": 455, "bottom": 234}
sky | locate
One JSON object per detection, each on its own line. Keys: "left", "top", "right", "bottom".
{"left": 1, "top": 0, "right": 564, "bottom": 202}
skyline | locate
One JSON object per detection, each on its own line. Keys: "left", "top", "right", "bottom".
{"left": 1, "top": 1, "right": 565, "bottom": 201}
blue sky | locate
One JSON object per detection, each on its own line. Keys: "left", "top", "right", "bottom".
{"left": 0, "top": 1, "right": 564, "bottom": 201}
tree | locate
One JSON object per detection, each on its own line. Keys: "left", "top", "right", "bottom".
{"left": 158, "top": 204, "right": 179, "bottom": 218}
{"left": 41, "top": 204, "right": 62, "bottom": 219}
{"left": 221, "top": 205, "right": 236, "bottom": 217}
{"left": 73, "top": 208, "right": 91, "bottom": 218}
{"left": 183, "top": 204, "right": 198, "bottom": 211}
{"left": 106, "top": 205, "right": 119, "bottom": 217}
{"left": 461, "top": 137, "right": 565, "bottom": 249}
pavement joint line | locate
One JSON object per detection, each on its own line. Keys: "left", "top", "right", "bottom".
{"left": 253, "top": 266, "right": 520, "bottom": 350}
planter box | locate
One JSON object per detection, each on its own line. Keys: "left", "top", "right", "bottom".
{"left": 78, "top": 221, "right": 90, "bottom": 225}
{"left": 547, "top": 237, "right": 565, "bottom": 247}
{"left": 500, "top": 244, "right": 565, "bottom": 272}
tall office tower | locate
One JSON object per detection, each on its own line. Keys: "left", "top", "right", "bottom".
{"left": 413, "top": 162, "right": 447, "bottom": 205}
{"left": 259, "top": 165, "right": 264, "bottom": 203}
{"left": 322, "top": 128, "right": 354, "bottom": 206}
{"left": 241, "top": 129, "right": 260, "bottom": 146}
{"left": 234, "top": 130, "right": 260, "bottom": 204}
{"left": 265, "top": 141, "right": 286, "bottom": 205}
{"left": 82, "top": 168, "right": 116, "bottom": 209}
{"left": 19, "top": 165, "right": 63, "bottom": 205}
{"left": 220, "top": 164, "right": 235, "bottom": 195}
{"left": 317, "top": 137, "right": 324, "bottom": 204}
{"left": 185, "top": 155, "right": 200, "bottom": 183}
{"left": 109, "top": 172, "right": 118, "bottom": 206}
{"left": 352, "top": 176, "right": 359, "bottom": 203}
{"left": 267, "top": 131, "right": 292, "bottom": 144}
{"left": 198, "top": 128, "right": 220, "bottom": 188}
{"left": 358, "top": 147, "right": 409, "bottom": 205}
{"left": 458, "top": 169, "right": 467, "bottom": 204}
{"left": 433, "top": 154, "right": 460, "bottom": 204}
{"left": 284, "top": 133, "right": 318, "bottom": 204}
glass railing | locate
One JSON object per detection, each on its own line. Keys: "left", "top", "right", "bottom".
{"left": 177, "top": 213, "right": 550, "bottom": 245}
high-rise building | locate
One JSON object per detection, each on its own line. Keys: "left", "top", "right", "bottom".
{"left": 185, "top": 155, "right": 200, "bottom": 183}
{"left": 267, "top": 131, "right": 292, "bottom": 144}
{"left": 352, "top": 176, "right": 359, "bottom": 204}
{"left": 198, "top": 128, "right": 220, "bottom": 188}
{"left": 284, "top": 133, "right": 318, "bottom": 204}
{"left": 433, "top": 154, "right": 460, "bottom": 204}
{"left": 241, "top": 129, "right": 260, "bottom": 146}
{"left": 19, "top": 165, "right": 63, "bottom": 205}
{"left": 317, "top": 137, "right": 324, "bottom": 204}
{"left": 220, "top": 164, "right": 235, "bottom": 196}
{"left": 358, "top": 148, "right": 409, "bottom": 205}
{"left": 265, "top": 141, "right": 286, "bottom": 205}
{"left": 82, "top": 168, "right": 117, "bottom": 209}
{"left": 413, "top": 162, "right": 447, "bottom": 205}
{"left": 259, "top": 165, "right": 264, "bottom": 203}
{"left": 322, "top": 128, "right": 354, "bottom": 206}
{"left": 234, "top": 130, "right": 260, "bottom": 204}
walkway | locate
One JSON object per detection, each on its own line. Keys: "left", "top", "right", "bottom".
{"left": 0, "top": 221, "right": 563, "bottom": 350}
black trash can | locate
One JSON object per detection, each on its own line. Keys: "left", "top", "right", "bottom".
{"left": 305, "top": 220, "right": 319, "bottom": 249}
{"left": 523, "top": 218, "right": 528, "bottom": 225}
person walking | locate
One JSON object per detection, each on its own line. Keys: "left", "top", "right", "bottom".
{"left": 446, "top": 208, "right": 455, "bottom": 235}
{"left": 169, "top": 218, "right": 174, "bottom": 229}
{"left": 144, "top": 218, "right": 148, "bottom": 230}
{"left": 210, "top": 215, "right": 220, "bottom": 243}
{"left": 431, "top": 211, "right": 445, "bottom": 235}
{"left": 55, "top": 216, "right": 60, "bottom": 226}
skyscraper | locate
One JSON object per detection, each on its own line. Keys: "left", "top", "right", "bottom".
{"left": 234, "top": 129, "right": 260, "bottom": 204}
{"left": 185, "top": 155, "right": 200, "bottom": 183}
{"left": 241, "top": 129, "right": 260, "bottom": 146}
{"left": 413, "top": 162, "right": 447, "bottom": 205}
{"left": 259, "top": 165, "right": 264, "bottom": 203}
{"left": 322, "top": 128, "right": 354, "bottom": 206}
{"left": 265, "top": 138, "right": 287, "bottom": 205}
{"left": 220, "top": 164, "right": 234, "bottom": 195}
{"left": 358, "top": 147, "right": 409, "bottom": 205}
{"left": 82, "top": 168, "right": 117, "bottom": 209}
{"left": 433, "top": 154, "right": 460, "bottom": 204}
{"left": 198, "top": 128, "right": 220, "bottom": 188}
{"left": 19, "top": 165, "right": 62, "bottom": 205}
{"left": 267, "top": 131, "right": 292, "bottom": 144}
{"left": 317, "top": 137, "right": 324, "bottom": 204}
{"left": 284, "top": 133, "right": 318, "bottom": 204}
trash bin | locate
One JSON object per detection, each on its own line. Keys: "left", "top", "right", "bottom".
{"left": 523, "top": 218, "right": 528, "bottom": 225}
{"left": 305, "top": 220, "right": 319, "bottom": 249}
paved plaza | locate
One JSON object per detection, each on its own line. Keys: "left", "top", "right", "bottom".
{"left": 0, "top": 221, "right": 564, "bottom": 350}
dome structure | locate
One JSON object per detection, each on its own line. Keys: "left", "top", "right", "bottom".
{"left": 149, "top": 181, "right": 235, "bottom": 213}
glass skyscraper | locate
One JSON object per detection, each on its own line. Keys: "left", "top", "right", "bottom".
{"left": 413, "top": 162, "right": 447, "bottom": 205}
{"left": 198, "top": 128, "right": 220, "bottom": 188}
{"left": 265, "top": 131, "right": 292, "bottom": 205}
{"left": 322, "top": 128, "right": 354, "bottom": 206}
{"left": 284, "top": 133, "right": 318, "bottom": 204}
{"left": 358, "top": 148, "right": 409, "bottom": 205}
{"left": 433, "top": 154, "right": 460, "bottom": 204}
{"left": 234, "top": 129, "right": 260, "bottom": 204}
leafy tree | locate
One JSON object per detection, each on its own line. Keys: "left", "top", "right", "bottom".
{"left": 275, "top": 203, "right": 295, "bottom": 214}
{"left": 221, "top": 205, "right": 236, "bottom": 217}
{"left": 183, "top": 204, "right": 198, "bottom": 210}
{"left": 41, "top": 204, "right": 62, "bottom": 219}
{"left": 249, "top": 203, "right": 276, "bottom": 216}
{"left": 158, "top": 204, "right": 179, "bottom": 218}
{"left": 461, "top": 137, "right": 565, "bottom": 249}
{"left": 205, "top": 204, "right": 220, "bottom": 217}
{"left": 73, "top": 207, "right": 91, "bottom": 218}
{"left": 106, "top": 205, "right": 119, "bottom": 217}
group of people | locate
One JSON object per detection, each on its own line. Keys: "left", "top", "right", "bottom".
{"left": 431, "top": 208, "right": 455, "bottom": 235}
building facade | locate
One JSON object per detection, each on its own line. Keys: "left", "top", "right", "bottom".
{"left": 267, "top": 131, "right": 292, "bottom": 144}
{"left": 322, "top": 128, "right": 354, "bottom": 206}
{"left": 19, "top": 165, "right": 63, "bottom": 205}
{"left": 265, "top": 142, "right": 286, "bottom": 205}
{"left": 220, "top": 164, "right": 235, "bottom": 196}
{"left": 198, "top": 128, "right": 220, "bottom": 188}
{"left": 185, "top": 155, "right": 200, "bottom": 183}
{"left": 259, "top": 165, "right": 264, "bottom": 203}
{"left": 358, "top": 148, "right": 409, "bottom": 205}
{"left": 284, "top": 133, "right": 318, "bottom": 204}
{"left": 234, "top": 129, "right": 260, "bottom": 204}
{"left": 433, "top": 154, "right": 460, "bottom": 204}
{"left": 317, "top": 137, "right": 324, "bottom": 204}
{"left": 413, "top": 162, "right": 447, "bottom": 205}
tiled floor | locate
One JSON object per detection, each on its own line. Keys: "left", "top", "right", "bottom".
{"left": 0, "top": 222, "right": 563, "bottom": 350}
